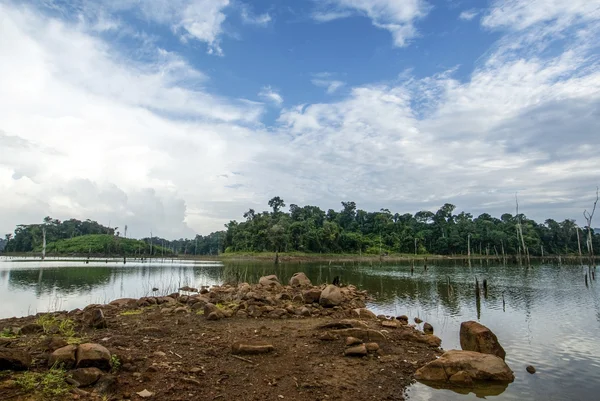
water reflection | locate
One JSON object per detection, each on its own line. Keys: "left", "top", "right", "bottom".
{"left": 0, "top": 257, "right": 599, "bottom": 401}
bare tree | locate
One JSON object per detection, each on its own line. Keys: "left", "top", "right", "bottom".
{"left": 583, "top": 186, "right": 598, "bottom": 262}
{"left": 516, "top": 193, "right": 530, "bottom": 267}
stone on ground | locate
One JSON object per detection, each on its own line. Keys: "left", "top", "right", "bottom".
{"left": 259, "top": 275, "right": 281, "bottom": 288}
{"left": 76, "top": 343, "right": 112, "bottom": 371}
{"left": 72, "top": 367, "right": 103, "bottom": 387}
{"left": 344, "top": 344, "right": 368, "bottom": 357}
{"left": 0, "top": 348, "right": 31, "bottom": 371}
{"left": 319, "top": 285, "right": 343, "bottom": 307}
{"left": 49, "top": 345, "right": 78, "bottom": 369}
{"left": 289, "top": 272, "right": 312, "bottom": 287}
{"left": 460, "top": 321, "right": 506, "bottom": 360}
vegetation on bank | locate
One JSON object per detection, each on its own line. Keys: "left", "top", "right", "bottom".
{"left": 2, "top": 195, "right": 599, "bottom": 258}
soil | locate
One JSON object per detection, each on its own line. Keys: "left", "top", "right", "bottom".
{"left": 0, "top": 282, "right": 442, "bottom": 401}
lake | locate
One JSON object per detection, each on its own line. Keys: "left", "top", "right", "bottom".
{"left": 1, "top": 256, "right": 599, "bottom": 401}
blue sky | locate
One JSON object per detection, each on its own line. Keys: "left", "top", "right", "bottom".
{"left": 1, "top": 0, "right": 599, "bottom": 237}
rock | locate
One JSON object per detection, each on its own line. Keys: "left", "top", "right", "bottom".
{"left": 94, "top": 374, "right": 117, "bottom": 395}
{"left": 207, "top": 312, "right": 220, "bottom": 321}
{"left": 231, "top": 343, "right": 274, "bottom": 355}
{"left": 526, "top": 365, "right": 536, "bottom": 374}
{"left": 423, "top": 322, "right": 434, "bottom": 334}
{"left": 319, "top": 285, "right": 343, "bottom": 307}
{"left": 179, "top": 286, "right": 198, "bottom": 292}
{"left": 19, "top": 323, "right": 43, "bottom": 335}
{"left": 109, "top": 298, "right": 137, "bottom": 308}
{"left": 83, "top": 307, "right": 107, "bottom": 329}
{"left": 448, "top": 370, "right": 474, "bottom": 386}
{"left": 299, "top": 307, "right": 311, "bottom": 317}
{"left": 157, "top": 296, "right": 176, "bottom": 305}
{"left": 344, "top": 344, "right": 367, "bottom": 357}
{"left": 49, "top": 345, "right": 78, "bottom": 369}
{"left": 460, "top": 321, "right": 506, "bottom": 360}
{"left": 397, "top": 315, "right": 409, "bottom": 324}
{"left": 259, "top": 275, "right": 281, "bottom": 288}
{"left": 330, "top": 328, "right": 386, "bottom": 342}
{"left": 414, "top": 317, "right": 423, "bottom": 324}
{"left": 302, "top": 289, "right": 322, "bottom": 304}
{"left": 289, "top": 272, "right": 312, "bottom": 287}
{"left": 365, "top": 343, "right": 380, "bottom": 352}
{"left": 345, "top": 337, "right": 363, "bottom": 346}
{"left": 204, "top": 303, "right": 224, "bottom": 319}
{"left": 44, "top": 336, "right": 69, "bottom": 352}
{"left": 173, "top": 307, "right": 188, "bottom": 314}
{"left": 319, "top": 332, "right": 340, "bottom": 341}
{"left": 352, "top": 308, "right": 377, "bottom": 319}
{"left": 137, "top": 389, "right": 154, "bottom": 398}
{"left": 415, "top": 350, "right": 515, "bottom": 384}
{"left": 381, "top": 320, "right": 401, "bottom": 329}
{"left": 0, "top": 348, "right": 31, "bottom": 371}
{"left": 72, "top": 367, "right": 103, "bottom": 387}
{"left": 76, "top": 343, "right": 112, "bottom": 371}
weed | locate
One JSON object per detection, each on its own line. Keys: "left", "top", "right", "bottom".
{"left": 120, "top": 310, "right": 142, "bottom": 316}
{"left": 36, "top": 315, "right": 77, "bottom": 337}
{"left": 15, "top": 372, "right": 37, "bottom": 392}
{"left": 14, "top": 367, "right": 72, "bottom": 399}
{"left": 110, "top": 354, "right": 121, "bottom": 373}
{"left": 58, "top": 319, "right": 75, "bottom": 337}
{"left": 0, "top": 327, "right": 16, "bottom": 338}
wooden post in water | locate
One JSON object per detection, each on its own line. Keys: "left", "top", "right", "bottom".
{"left": 424, "top": 257, "right": 427, "bottom": 271}
{"left": 585, "top": 273, "right": 588, "bottom": 287}
{"left": 475, "top": 278, "right": 481, "bottom": 320}
{"left": 502, "top": 292, "right": 506, "bottom": 312}
{"left": 411, "top": 259, "right": 414, "bottom": 275}
{"left": 483, "top": 279, "right": 488, "bottom": 298}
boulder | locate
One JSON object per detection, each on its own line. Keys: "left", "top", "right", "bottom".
{"left": 76, "top": 343, "right": 112, "bottom": 371}
{"left": 83, "top": 307, "right": 107, "bottom": 329}
{"left": 289, "top": 273, "right": 312, "bottom": 287}
{"left": 344, "top": 344, "right": 367, "bottom": 357}
{"left": 259, "top": 275, "right": 281, "bottom": 288}
{"left": 19, "top": 323, "right": 43, "bottom": 335}
{"left": 319, "top": 285, "right": 343, "bottom": 307}
{"left": 72, "top": 367, "right": 103, "bottom": 387}
{"left": 0, "top": 348, "right": 31, "bottom": 371}
{"left": 415, "top": 350, "right": 514, "bottom": 384}
{"left": 108, "top": 298, "right": 137, "bottom": 308}
{"left": 345, "top": 337, "right": 363, "bottom": 346}
{"left": 365, "top": 343, "right": 380, "bottom": 352}
{"left": 414, "top": 317, "right": 423, "bottom": 324}
{"left": 397, "top": 315, "right": 409, "bottom": 324}
{"left": 352, "top": 308, "right": 377, "bottom": 319}
{"left": 460, "top": 321, "right": 506, "bottom": 360}
{"left": 423, "top": 322, "right": 434, "bottom": 335}
{"left": 526, "top": 365, "right": 536, "bottom": 374}
{"left": 43, "top": 336, "right": 69, "bottom": 352}
{"left": 302, "top": 289, "right": 322, "bottom": 304}
{"left": 49, "top": 345, "right": 78, "bottom": 369}
{"left": 203, "top": 303, "right": 224, "bottom": 319}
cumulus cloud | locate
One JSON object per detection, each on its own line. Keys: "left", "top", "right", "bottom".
{"left": 312, "top": 0, "right": 431, "bottom": 47}
{"left": 258, "top": 86, "right": 284, "bottom": 106}
{"left": 311, "top": 75, "right": 346, "bottom": 94}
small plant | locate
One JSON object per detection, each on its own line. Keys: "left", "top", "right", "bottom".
{"left": 0, "top": 327, "right": 16, "bottom": 338}
{"left": 36, "top": 315, "right": 77, "bottom": 338}
{"left": 15, "top": 367, "right": 72, "bottom": 399}
{"left": 120, "top": 310, "right": 143, "bottom": 316}
{"left": 15, "top": 371, "right": 38, "bottom": 392}
{"left": 110, "top": 354, "right": 121, "bottom": 373}
{"left": 58, "top": 319, "right": 75, "bottom": 338}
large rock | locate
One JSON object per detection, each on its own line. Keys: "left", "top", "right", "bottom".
{"left": 415, "top": 350, "right": 514, "bottom": 384}
{"left": 352, "top": 308, "right": 377, "bottom": 319}
{"left": 19, "top": 323, "right": 44, "bottom": 335}
{"left": 289, "top": 273, "right": 312, "bottom": 287}
{"left": 319, "top": 285, "right": 343, "bottom": 307}
{"left": 0, "top": 348, "right": 31, "bottom": 371}
{"left": 83, "top": 307, "right": 107, "bottom": 329}
{"left": 49, "top": 345, "right": 78, "bottom": 369}
{"left": 259, "top": 275, "right": 281, "bottom": 288}
{"left": 76, "top": 343, "right": 112, "bottom": 371}
{"left": 302, "top": 289, "right": 322, "bottom": 304}
{"left": 72, "top": 367, "right": 103, "bottom": 387}
{"left": 108, "top": 298, "right": 137, "bottom": 308}
{"left": 204, "top": 303, "right": 224, "bottom": 320}
{"left": 460, "top": 321, "right": 506, "bottom": 360}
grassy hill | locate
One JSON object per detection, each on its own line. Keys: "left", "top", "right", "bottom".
{"left": 38, "top": 234, "right": 172, "bottom": 256}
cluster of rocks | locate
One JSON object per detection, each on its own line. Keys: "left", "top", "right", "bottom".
{"left": 88, "top": 273, "right": 372, "bottom": 323}
{"left": 415, "top": 320, "right": 515, "bottom": 387}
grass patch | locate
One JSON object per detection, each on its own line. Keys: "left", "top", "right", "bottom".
{"left": 0, "top": 327, "right": 16, "bottom": 338}
{"left": 35, "top": 315, "right": 76, "bottom": 337}
{"left": 110, "top": 354, "right": 121, "bottom": 373}
{"left": 15, "top": 367, "right": 72, "bottom": 399}
{"left": 120, "top": 310, "right": 143, "bottom": 316}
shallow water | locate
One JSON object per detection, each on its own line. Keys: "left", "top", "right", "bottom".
{"left": 1, "top": 256, "right": 599, "bottom": 400}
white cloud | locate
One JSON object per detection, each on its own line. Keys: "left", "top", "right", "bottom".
{"left": 258, "top": 86, "right": 284, "bottom": 106}
{"left": 459, "top": 9, "right": 478, "bottom": 21}
{"left": 313, "top": 0, "right": 431, "bottom": 47}
{"left": 482, "top": 0, "right": 600, "bottom": 31}
{"left": 240, "top": 5, "right": 272, "bottom": 26}
{"left": 311, "top": 78, "right": 346, "bottom": 94}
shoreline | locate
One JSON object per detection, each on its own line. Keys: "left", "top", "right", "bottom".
{"left": 0, "top": 275, "right": 443, "bottom": 400}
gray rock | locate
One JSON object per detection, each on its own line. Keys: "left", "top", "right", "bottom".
{"left": 72, "top": 367, "right": 103, "bottom": 387}
{"left": 49, "top": 345, "right": 78, "bottom": 369}
{"left": 259, "top": 275, "right": 281, "bottom": 288}
{"left": 320, "top": 285, "right": 343, "bottom": 307}
{"left": 289, "top": 272, "right": 312, "bottom": 287}
{"left": 0, "top": 348, "right": 31, "bottom": 371}
{"left": 83, "top": 307, "right": 107, "bottom": 329}
{"left": 76, "top": 343, "right": 112, "bottom": 371}
{"left": 302, "top": 289, "right": 322, "bottom": 304}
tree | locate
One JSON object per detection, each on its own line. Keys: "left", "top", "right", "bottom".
{"left": 268, "top": 197, "right": 286, "bottom": 214}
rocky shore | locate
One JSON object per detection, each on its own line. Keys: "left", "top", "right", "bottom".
{"left": 0, "top": 273, "right": 513, "bottom": 400}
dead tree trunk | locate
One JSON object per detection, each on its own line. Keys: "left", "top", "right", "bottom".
{"left": 583, "top": 187, "right": 598, "bottom": 265}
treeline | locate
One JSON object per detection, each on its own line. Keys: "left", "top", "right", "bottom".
{"left": 222, "top": 197, "right": 600, "bottom": 256}
{"left": 2, "top": 217, "right": 223, "bottom": 256}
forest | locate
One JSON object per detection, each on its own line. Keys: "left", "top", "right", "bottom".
{"left": 2, "top": 197, "right": 599, "bottom": 257}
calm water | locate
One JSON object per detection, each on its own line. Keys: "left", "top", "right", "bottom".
{"left": 1, "top": 256, "right": 599, "bottom": 401}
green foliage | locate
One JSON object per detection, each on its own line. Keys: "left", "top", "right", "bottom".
{"left": 120, "top": 310, "right": 143, "bottom": 316}
{"left": 36, "top": 315, "right": 76, "bottom": 337}
{"left": 0, "top": 327, "right": 16, "bottom": 338}
{"left": 110, "top": 354, "right": 121, "bottom": 373}
{"left": 38, "top": 234, "right": 171, "bottom": 256}
{"left": 15, "top": 367, "right": 72, "bottom": 399}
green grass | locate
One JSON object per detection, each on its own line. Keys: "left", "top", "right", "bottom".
{"left": 120, "top": 310, "right": 143, "bottom": 316}
{"left": 35, "top": 234, "right": 172, "bottom": 256}
{"left": 110, "top": 354, "right": 121, "bottom": 373}
{"left": 15, "top": 367, "right": 72, "bottom": 399}
{"left": 36, "top": 315, "right": 76, "bottom": 338}
{"left": 0, "top": 327, "right": 16, "bottom": 338}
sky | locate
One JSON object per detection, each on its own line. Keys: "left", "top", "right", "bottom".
{"left": 1, "top": 0, "right": 599, "bottom": 239}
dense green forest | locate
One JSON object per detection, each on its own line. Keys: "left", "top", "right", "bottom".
{"left": 2, "top": 198, "right": 599, "bottom": 257}
{"left": 222, "top": 197, "right": 600, "bottom": 257}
